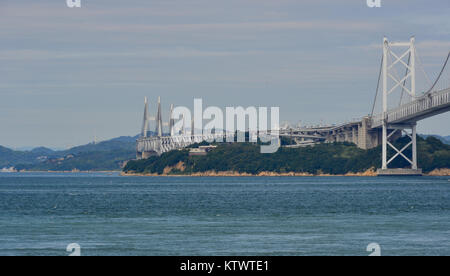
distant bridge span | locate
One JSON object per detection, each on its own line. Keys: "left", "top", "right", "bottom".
{"left": 136, "top": 37, "right": 450, "bottom": 175}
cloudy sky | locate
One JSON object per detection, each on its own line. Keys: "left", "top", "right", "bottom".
{"left": 1, "top": 0, "right": 449, "bottom": 148}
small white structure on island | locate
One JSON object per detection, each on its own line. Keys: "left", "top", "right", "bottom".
{"left": 189, "top": 145, "right": 218, "bottom": 156}
{"left": 1, "top": 167, "right": 17, "bottom": 173}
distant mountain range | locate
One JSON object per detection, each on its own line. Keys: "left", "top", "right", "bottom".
{"left": 0, "top": 135, "right": 141, "bottom": 171}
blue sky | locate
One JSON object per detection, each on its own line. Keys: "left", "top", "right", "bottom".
{"left": 1, "top": 0, "right": 449, "bottom": 148}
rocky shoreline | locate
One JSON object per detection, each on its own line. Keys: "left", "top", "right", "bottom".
{"left": 11, "top": 170, "right": 120, "bottom": 174}
{"left": 426, "top": 168, "right": 450, "bottom": 176}
{"left": 120, "top": 168, "right": 450, "bottom": 177}
{"left": 7, "top": 168, "right": 449, "bottom": 176}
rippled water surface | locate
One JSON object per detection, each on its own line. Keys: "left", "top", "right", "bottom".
{"left": 0, "top": 173, "right": 449, "bottom": 256}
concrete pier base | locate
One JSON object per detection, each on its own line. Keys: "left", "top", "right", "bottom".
{"left": 377, "top": 168, "right": 423, "bottom": 176}
{"left": 137, "top": 151, "right": 159, "bottom": 160}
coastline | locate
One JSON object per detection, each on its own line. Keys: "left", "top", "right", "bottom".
{"left": 6, "top": 169, "right": 449, "bottom": 177}
{"left": 10, "top": 170, "right": 121, "bottom": 174}
{"left": 120, "top": 168, "right": 450, "bottom": 177}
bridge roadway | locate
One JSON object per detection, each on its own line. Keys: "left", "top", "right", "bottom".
{"left": 136, "top": 88, "right": 449, "bottom": 158}
{"left": 371, "top": 88, "right": 450, "bottom": 128}
{"left": 137, "top": 133, "right": 233, "bottom": 158}
{"left": 280, "top": 87, "right": 450, "bottom": 149}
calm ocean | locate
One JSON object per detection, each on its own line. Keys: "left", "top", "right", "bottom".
{"left": 0, "top": 172, "right": 449, "bottom": 256}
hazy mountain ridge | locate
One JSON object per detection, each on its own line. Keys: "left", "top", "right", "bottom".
{"left": 0, "top": 145, "right": 43, "bottom": 168}
{"left": 30, "top": 147, "right": 55, "bottom": 155}
{"left": 0, "top": 135, "right": 140, "bottom": 169}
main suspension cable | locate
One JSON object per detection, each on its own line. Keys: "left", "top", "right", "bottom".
{"left": 370, "top": 54, "right": 383, "bottom": 118}
{"left": 399, "top": 52, "right": 411, "bottom": 106}
{"left": 426, "top": 51, "right": 450, "bottom": 94}
{"left": 415, "top": 47, "right": 433, "bottom": 88}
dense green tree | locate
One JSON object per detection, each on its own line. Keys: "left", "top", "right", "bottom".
{"left": 124, "top": 136, "right": 450, "bottom": 175}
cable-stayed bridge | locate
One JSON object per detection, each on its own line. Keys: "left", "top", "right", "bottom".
{"left": 136, "top": 37, "right": 450, "bottom": 175}
{"left": 137, "top": 97, "right": 234, "bottom": 158}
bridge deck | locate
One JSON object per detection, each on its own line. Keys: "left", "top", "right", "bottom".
{"left": 371, "top": 88, "right": 450, "bottom": 128}
{"left": 136, "top": 88, "right": 449, "bottom": 157}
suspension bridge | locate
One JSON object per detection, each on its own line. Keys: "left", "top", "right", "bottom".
{"left": 136, "top": 37, "right": 450, "bottom": 176}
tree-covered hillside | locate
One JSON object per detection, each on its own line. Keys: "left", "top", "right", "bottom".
{"left": 124, "top": 136, "right": 450, "bottom": 175}
{"left": 0, "top": 146, "right": 39, "bottom": 168}
{"left": 15, "top": 149, "right": 134, "bottom": 171}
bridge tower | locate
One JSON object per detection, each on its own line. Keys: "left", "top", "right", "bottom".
{"left": 378, "top": 37, "right": 422, "bottom": 176}
{"left": 169, "top": 104, "right": 175, "bottom": 136}
{"left": 141, "top": 97, "right": 151, "bottom": 137}
{"left": 155, "top": 96, "right": 163, "bottom": 137}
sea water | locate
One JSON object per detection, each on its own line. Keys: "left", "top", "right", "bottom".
{"left": 0, "top": 172, "right": 449, "bottom": 256}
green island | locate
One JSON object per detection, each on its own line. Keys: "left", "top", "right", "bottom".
{"left": 123, "top": 136, "right": 450, "bottom": 176}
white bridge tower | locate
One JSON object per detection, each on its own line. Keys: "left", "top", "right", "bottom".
{"left": 378, "top": 37, "right": 422, "bottom": 175}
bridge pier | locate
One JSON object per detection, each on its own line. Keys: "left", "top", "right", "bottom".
{"left": 322, "top": 120, "right": 382, "bottom": 149}
{"left": 376, "top": 168, "right": 423, "bottom": 176}
{"left": 352, "top": 128, "right": 358, "bottom": 145}
{"left": 357, "top": 117, "right": 382, "bottom": 149}
{"left": 377, "top": 123, "right": 422, "bottom": 176}
{"left": 344, "top": 131, "right": 350, "bottom": 142}
{"left": 137, "top": 150, "right": 159, "bottom": 160}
